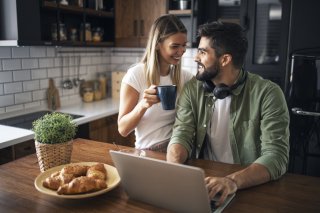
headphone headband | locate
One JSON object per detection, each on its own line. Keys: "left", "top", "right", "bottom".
{"left": 203, "top": 70, "right": 247, "bottom": 99}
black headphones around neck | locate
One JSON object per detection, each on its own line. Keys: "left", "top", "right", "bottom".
{"left": 203, "top": 70, "right": 247, "bottom": 99}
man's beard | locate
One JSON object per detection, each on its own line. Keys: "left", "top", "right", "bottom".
{"left": 195, "top": 62, "right": 220, "bottom": 82}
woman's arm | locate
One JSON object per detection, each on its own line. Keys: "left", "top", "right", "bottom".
{"left": 118, "top": 83, "right": 159, "bottom": 137}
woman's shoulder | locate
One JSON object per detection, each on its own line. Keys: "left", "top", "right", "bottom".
{"left": 128, "top": 63, "right": 144, "bottom": 73}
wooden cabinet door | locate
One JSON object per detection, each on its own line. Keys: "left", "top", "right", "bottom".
{"left": 115, "top": 0, "right": 139, "bottom": 47}
{"left": 89, "top": 114, "right": 135, "bottom": 147}
{"left": 138, "top": 0, "right": 167, "bottom": 47}
{"left": 115, "top": 0, "right": 167, "bottom": 47}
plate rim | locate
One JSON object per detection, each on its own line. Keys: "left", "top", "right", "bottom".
{"left": 34, "top": 162, "right": 120, "bottom": 199}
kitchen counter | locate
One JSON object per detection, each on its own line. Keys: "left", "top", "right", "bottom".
{"left": 0, "top": 98, "right": 120, "bottom": 149}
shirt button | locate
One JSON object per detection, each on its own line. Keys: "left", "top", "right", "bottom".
{"left": 198, "top": 144, "right": 201, "bottom": 148}
{"left": 203, "top": 124, "right": 206, "bottom": 127}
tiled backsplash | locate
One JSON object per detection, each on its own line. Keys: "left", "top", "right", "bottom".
{"left": 0, "top": 47, "right": 197, "bottom": 114}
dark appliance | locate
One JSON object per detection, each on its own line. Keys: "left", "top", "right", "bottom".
{"left": 286, "top": 49, "right": 320, "bottom": 176}
{"left": 200, "top": 0, "right": 320, "bottom": 90}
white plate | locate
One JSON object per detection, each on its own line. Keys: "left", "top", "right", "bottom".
{"left": 34, "top": 162, "right": 120, "bottom": 199}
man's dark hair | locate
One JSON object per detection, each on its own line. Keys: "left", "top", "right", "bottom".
{"left": 197, "top": 21, "right": 248, "bottom": 69}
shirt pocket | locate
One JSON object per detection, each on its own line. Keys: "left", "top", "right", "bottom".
{"left": 235, "top": 119, "right": 261, "bottom": 164}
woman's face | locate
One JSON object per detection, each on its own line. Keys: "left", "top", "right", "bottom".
{"left": 157, "top": 32, "right": 187, "bottom": 66}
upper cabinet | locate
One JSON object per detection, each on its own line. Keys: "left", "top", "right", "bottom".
{"left": 168, "top": 0, "right": 198, "bottom": 47}
{"left": 115, "top": 0, "right": 208, "bottom": 48}
{"left": 0, "top": 0, "right": 115, "bottom": 47}
{"left": 115, "top": 0, "right": 167, "bottom": 47}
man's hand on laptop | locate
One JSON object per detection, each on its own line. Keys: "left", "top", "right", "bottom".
{"left": 205, "top": 176, "right": 237, "bottom": 206}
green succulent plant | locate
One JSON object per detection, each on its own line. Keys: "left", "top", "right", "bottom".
{"left": 32, "top": 112, "right": 77, "bottom": 144}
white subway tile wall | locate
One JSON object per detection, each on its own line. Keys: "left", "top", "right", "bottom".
{"left": 0, "top": 47, "right": 197, "bottom": 114}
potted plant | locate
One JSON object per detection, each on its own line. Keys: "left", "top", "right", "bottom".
{"left": 33, "top": 112, "right": 77, "bottom": 172}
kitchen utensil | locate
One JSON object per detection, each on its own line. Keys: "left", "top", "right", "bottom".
{"left": 47, "top": 78, "right": 61, "bottom": 110}
{"left": 63, "top": 79, "right": 73, "bottom": 89}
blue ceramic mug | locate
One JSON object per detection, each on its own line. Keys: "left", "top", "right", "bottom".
{"left": 157, "top": 85, "right": 177, "bottom": 110}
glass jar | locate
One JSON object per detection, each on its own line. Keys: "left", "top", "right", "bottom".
{"left": 51, "top": 24, "right": 58, "bottom": 41}
{"left": 80, "top": 23, "right": 92, "bottom": 42}
{"left": 92, "top": 27, "right": 104, "bottom": 42}
{"left": 51, "top": 23, "right": 67, "bottom": 41}
{"left": 83, "top": 88, "right": 94, "bottom": 102}
{"left": 69, "top": 28, "right": 78, "bottom": 41}
{"left": 59, "top": 23, "right": 67, "bottom": 41}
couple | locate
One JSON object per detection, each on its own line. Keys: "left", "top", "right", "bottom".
{"left": 118, "top": 14, "right": 290, "bottom": 206}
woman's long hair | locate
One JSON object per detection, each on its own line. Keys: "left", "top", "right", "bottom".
{"left": 141, "top": 14, "right": 187, "bottom": 92}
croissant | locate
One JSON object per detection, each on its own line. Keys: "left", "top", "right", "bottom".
{"left": 86, "top": 163, "right": 107, "bottom": 180}
{"left": 61, "top": 165, "right": 89, "bottom": 177}
{"left": 42, "top": 163, "right": 108, "bottom": 194}
{"left": 43, "top": 175, "right": 62, "bottom": 190}
{"left": 57, "top": 176, "right": 107, "bottom": 195}
{"left": 42, "top": 171, "right": 75, "bottom": 190}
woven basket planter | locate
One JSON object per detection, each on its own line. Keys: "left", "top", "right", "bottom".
{"left": 35, "top": 140, "right": 73, "bottom": 172}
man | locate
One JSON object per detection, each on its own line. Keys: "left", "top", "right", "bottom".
{"left": 166, "top": 21, "right": 290, "bottom": 206}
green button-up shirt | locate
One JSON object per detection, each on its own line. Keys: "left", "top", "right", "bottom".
{"left": 169, "top": 72, "right": 290, "bottom": 180}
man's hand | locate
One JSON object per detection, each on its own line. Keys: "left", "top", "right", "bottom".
{"left": 205, "top": 176, "right": 237, "bottom": 207}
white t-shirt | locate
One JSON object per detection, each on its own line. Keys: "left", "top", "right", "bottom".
{"left": 204, "top": 96, "right": 234, "bottom": 164}
{"left": 122, "top": 63, "right": 194, "bottom": 149}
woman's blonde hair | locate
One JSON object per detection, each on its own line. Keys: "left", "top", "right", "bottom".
{"left": 141, "top": 14, "right": 187, "bottom": 92}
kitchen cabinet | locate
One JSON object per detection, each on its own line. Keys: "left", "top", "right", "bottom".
{"left": 0, "top": 140, "right": 36, "bottom": 165}
{"left": 114, "top": 0, "right": 214, "bottom": 48}
{"left": 0, "top": 146, "right": 13, "bottom": 164}
{"left": 115, "top": 0, "right": 167, "bottom": 47}
{"left": 89, "top": 114, "right": 135, "bottom": 147}
{"left": 241, "top": 0, "right": 291, "bottom": 90}
{"left": 0, "top": 0, "right": 115, "bottom": 47}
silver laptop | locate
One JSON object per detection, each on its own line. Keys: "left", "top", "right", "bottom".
{"left": 110, "top": 150, "right": 235, "bottom": 213}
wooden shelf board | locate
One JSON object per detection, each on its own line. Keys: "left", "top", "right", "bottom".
{"left": 168, "top": 9, "right": 192, "bottom": 15}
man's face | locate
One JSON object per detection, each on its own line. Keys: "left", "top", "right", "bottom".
{"left": 194, "top": 37, "right": 220, "bottom": 82}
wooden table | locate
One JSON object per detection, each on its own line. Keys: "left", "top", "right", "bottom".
{"left": 1, "top": 138, "right": 320, "bottom": 213}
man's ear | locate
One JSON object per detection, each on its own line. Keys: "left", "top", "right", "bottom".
{"left": 220, "top": 54, "right": 232, "bottom": 67}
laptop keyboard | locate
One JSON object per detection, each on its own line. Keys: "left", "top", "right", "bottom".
{"left": 210, "top": 200, "right": 218, "bottom": 212}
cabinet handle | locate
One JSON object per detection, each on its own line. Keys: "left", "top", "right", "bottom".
{"left": 140, "top": 20, "right": 144, "bottom": 36}
{"left": 292, "top": 108, "right": 320, "bottom": 117}
{"left": 242, "top": 15, "right": 250, "bottom": 31}
{"left": 134, "top": 20, "right": 138, "bottom": 37}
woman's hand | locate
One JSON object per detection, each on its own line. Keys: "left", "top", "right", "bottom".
{"left": 140, "top": 85, "right": 160, "bottom": 109}
{"left": 205, "top": 176, "right": 237, "bottom": 206}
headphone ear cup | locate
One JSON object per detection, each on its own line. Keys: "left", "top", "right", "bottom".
{"left": 203, "top": 81, "right": 215, "bottom": 92}
{"left": 213, "top": 84, "right": 231, "bottom": 99}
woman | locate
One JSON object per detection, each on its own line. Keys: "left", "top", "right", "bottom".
{"left": 118, "top": 14, "right": 193, "bottom": 152}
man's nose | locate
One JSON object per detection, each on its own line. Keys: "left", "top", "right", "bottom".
{"left": 194, "top": 53, "right": 200, "bottom": 62}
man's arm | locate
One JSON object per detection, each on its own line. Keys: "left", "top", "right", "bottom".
{"left": 166, "top": 144, "right": 189, "bottom": 163}
{"left": 206, "top": 163, "right": 270, "bottom": 206}
{"left": 227, "top": 163, "right": 270, "bottom": 190}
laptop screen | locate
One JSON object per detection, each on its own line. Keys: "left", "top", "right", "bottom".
{"left": 110, "top": 150, "right": 234, "bottom": 213}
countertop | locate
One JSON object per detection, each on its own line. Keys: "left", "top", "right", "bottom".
{"left": 0, "top": 98, "right": 120, "bottom": 149}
